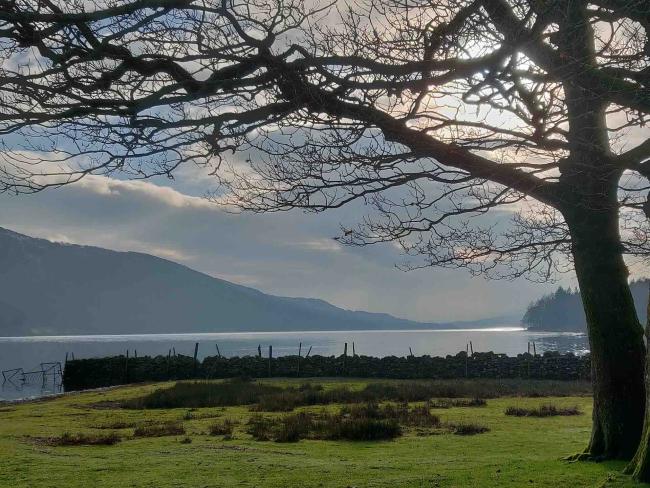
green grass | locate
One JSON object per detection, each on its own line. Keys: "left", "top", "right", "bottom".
{"left": 0, "top": 378, "right": 645, "bottom": 487}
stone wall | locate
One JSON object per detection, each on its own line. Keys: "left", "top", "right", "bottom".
{"left": 63, "top": 350, "right": 591, "bottom": 391}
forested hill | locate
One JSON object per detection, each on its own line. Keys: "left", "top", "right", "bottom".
{"left": 523, "top": 280, "right": 649, "bottom": 332}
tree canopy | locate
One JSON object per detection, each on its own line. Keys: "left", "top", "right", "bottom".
{"left": 0, "top": 0, "right": 648, "bottom": 280}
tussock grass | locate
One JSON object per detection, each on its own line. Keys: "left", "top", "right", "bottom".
{"left": 46, "top": 432, "right": 121, "bottom": 446}
{"left": 246, "top": 402, "right": 447, "bottom": 442}
{"left": 274, "top": 412, "right": 314, "bottom": 442}
{"left": 124, "top": 378, "right": 283, "bottom": 409}
{"left": 127, "top": 379, "right": 581, "bottom": 412}
{"left": 182, "top": 409, "right": 224, "bottom": 421}
{"left": 449, "top": 423, "right": 490, "bottom": 436}
{"left": 246, "top": 410, "right": 401, "bottom": 442}
{"left": 318, "top": 415, "right": 401, "bottom": 441}
{"left": 426, "top": 398, "right": 487, "bottom": 409}
{"left": 208, "top": 418, "right": 237, "bottom": 437}
{"left": 92, "top": 420, "right": 140, "bottom": 429}
{"left": 246, "top": 414, "right": 274, "bottom": 441}
{"left": 133, "top": 421, "right": 185, "bottom": 438}
{"left": 504, "top": 404, "right": 582, "bottom": 417}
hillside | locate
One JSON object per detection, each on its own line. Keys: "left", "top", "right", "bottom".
{"left": 523, "top": 281, "right": 649, "bottom": 332}
{"left": 0, "top": 227, "right": 496, "bottom": 336}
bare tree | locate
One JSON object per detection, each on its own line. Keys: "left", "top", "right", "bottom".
{"left": 1, "top": 0, "right": 650, "bottom": 464}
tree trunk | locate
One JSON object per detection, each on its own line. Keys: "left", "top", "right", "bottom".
{"left": 626, "top": 286, "right": 650, "bottom": 480}
{"left": 567, "top": 209, "right": 645, "bottom": 460}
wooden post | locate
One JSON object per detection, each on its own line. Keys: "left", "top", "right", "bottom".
{"left": 532, "top": 342, "right": 537, "bottom": 356}
{"left": 297, "top": 342, "right": 302, "bottom": 377}
{"left": 469, "top": 341, "right": 474, "bottom": 356}
{"left": 465, "top": 343, "right": 469, "bottom": 377}
{"left": 216, "top": 344, "right": 221, "bottom": 358}
{"left": 134, "top": 349, "right": 137, "bottom": 358}
{"left": 409, "top": 347, "right": 414, "bottom": 358}
{"left": 352, "top": 342, "right": 356, "bottom": 356}
{"left": 306, "top": 346, "right": 312, "bottom": 358}
{"left": 343, "top": 342, "right": 348, "bottom": 375}
{"left": 173, "top": 347, "right": 176, "bottom": 356}
{"left": 527, "top": 341, "right": 531, "bottom": 354}
{"left": 125, "top": 349, "right": 129, "bottom": 383}
{"left": 64, "top": 352, "right": 69, "bottom": 365}
{"left": 268, "top": 345, "right": 273, "bottom": 377}
{"left": 71, "top": 352, "right": 75, "bottom": 360}
{"left": 193, "top": 343, "right": 199, "bottom": 376}
{"left": 258, "top": 344, "right": 262, "bottom": 358}
{"left": 167, "top": 349, "right": 171, "bottom": 380}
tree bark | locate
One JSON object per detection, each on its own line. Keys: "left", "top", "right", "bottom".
{"left": 626, "top": 286, "right": 650, "bottom": 480}
{"left": 567, "top": 209, "right": 646, "bottom": 460}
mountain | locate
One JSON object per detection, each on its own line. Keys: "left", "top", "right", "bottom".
{"left": 0, "top": 227, "right": 503, "bottom": 336}
{"left": 523, "top": 281, "right": 649, "bottom": 332}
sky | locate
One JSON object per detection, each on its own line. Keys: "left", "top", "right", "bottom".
{"left": 0, "top": 162, "right": 566, "bottom": 324}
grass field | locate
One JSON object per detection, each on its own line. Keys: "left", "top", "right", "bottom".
{"left": 0, "top": 378, "right": 646, "bottom": 488}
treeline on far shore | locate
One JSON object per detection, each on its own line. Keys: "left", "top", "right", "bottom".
{"left": 62, "top": 351, "right": 591, "bottom": 391}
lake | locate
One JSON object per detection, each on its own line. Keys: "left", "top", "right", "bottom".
{"left": 0, "top": 328, "right": 588, "bottom": 401}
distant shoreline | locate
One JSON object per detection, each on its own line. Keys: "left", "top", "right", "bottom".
{"left": 0, "top": 327, "right": 577, "bottom": 341}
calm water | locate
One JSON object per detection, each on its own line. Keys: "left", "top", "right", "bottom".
{"left": 0, "top": 328, "right": 588, "bottom": 401}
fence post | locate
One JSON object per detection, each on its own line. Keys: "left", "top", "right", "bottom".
{"left": 216, "top": 344, "right": 221, "bottom": 358}
{"left": 193, "top": 343, "right": 199, "bottom": 376}
{"left": 297, "top": 342, "right": 302, "bottom": 377}
{"left": 352, "top": 342, "right": 356, "bottom": 356}
{"left": 258, "top": 344, "right": 262, "bottom": 358}
{"left": 268, "top": 345, "right": 273, "bottom": 377}
{"left": 343, "top": 343, "right": 348, "bottom": 375}
{"left": 167, "top": 349, "right": 171, "bottom": 380}
{"left": 125, "top": 349, "right": 129, "bottom": 384}
{"left": 306, "top": 346, "right": 312, "bottom": 358}
{"left": 465, "top": 343, "right": 468, "bottom": 377}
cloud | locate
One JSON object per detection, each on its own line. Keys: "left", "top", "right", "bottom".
{"left": 77, "top": 175, "right": 216, "bottom": 210}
